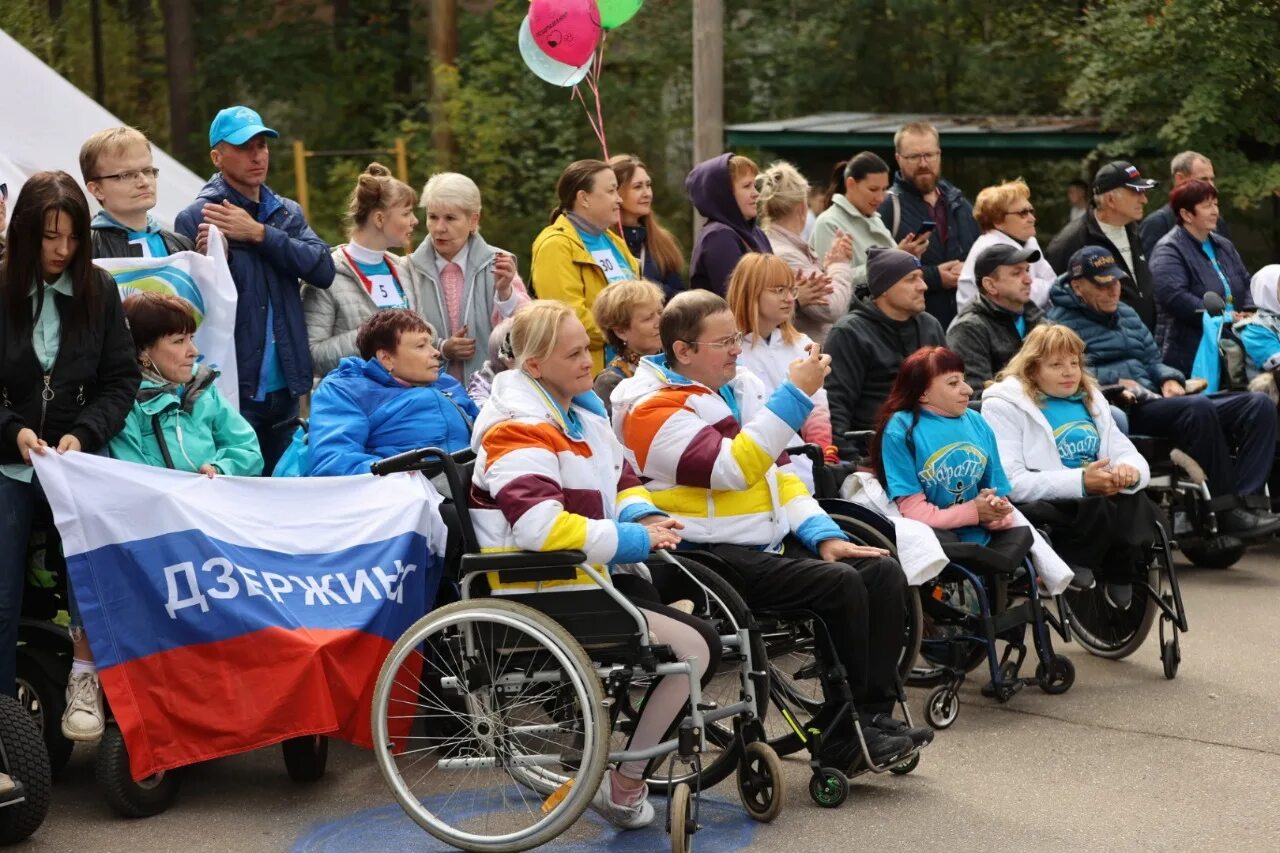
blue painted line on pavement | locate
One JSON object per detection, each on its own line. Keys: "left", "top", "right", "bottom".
{"left": 290, "top": 785, "right": 757, "bottom": 851}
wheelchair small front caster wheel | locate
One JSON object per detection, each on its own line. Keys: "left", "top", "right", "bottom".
{"left": 1162, "top": 633, "right": 1181, "bottom": 680}
{"left": 669, "top": 782, "right": 694, "bottom": 853}
{"left": 1035, "top": 654, "right": 1076, "bottom": 695}
{"left": 925, "top": 685, "right": 959, "bottom": 729}
{"left": 889, "top": 751, "right": 920, "bottom": 775}
{"left": 737, "top": 741, "right": 783, "bottom": 822}
{"left": 808, "top": 766, "right": 848, "bottom": 808}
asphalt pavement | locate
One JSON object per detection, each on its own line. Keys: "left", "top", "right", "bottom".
{"left": 20, "top": 541, "right": 1280, "bottom": 853}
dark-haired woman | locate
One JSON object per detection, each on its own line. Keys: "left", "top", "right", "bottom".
{"left": 110, "top": 292, "right": 262, "bottom": 476}
{"left": 811, "top": 152, "right": 928, "bottom": 291}
{"left": 308, "top": 308, "right": 476, "bottom": 477}
{"left": 871, "top": 346, "right": 1018, "bottom": 546}
{"left": 531, "top": 160, "right": 639, "bottom": 374}
{"left": 304, "top": 163, "right": 429, "bottom": 378}
{"left": 609, "top": 154, "right": 686, "bottom": 301}
{"left": 0, "top": 171, "right": 140, "bottom": 738}
{"left": 1150, "top": 179, "right": 1255, "bottom": 374}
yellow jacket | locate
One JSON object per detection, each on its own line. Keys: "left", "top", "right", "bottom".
{"left": 531, "top": 214, "right": 640, "bottom": 373}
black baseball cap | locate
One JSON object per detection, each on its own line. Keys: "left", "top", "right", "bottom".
{"left": 1069, "top": 246, "right": 1130, "bottom": 285}
{"left": 1093, "top": 161, "right": 1157, "bottom": 194}
{"left": 974, "top": 243, "right": 1041, "bottom": 283}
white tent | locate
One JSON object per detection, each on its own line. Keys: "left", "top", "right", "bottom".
{"left": 0, "top": 28, "right": 205, "bottom": 228}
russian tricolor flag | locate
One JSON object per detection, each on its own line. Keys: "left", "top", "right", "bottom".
{"left": 34, "top": 452, "right": 447, "bottom": 780}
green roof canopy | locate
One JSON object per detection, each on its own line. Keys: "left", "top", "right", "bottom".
{"left": 726, "top": 112, "right": 1115, "bottom": 154}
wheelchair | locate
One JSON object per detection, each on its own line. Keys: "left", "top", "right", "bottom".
{"left": 16, "top": 501, "right": 329, "bottom": 819}
{"left": 368, "top": 447, "right": 783, "bottom": 853}
{"left": 824, "top": 436, "right": 1074, "bottom": 728}
{"left": 0, "top": 692, "right": 50, "bottom": 845}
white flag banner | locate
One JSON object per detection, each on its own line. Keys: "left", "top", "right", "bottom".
{"left": 94, "top": 225, "right": 240, "bottom": 408}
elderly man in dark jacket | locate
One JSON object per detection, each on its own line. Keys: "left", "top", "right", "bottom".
{"left": 826, "top": 247, "right": 944, "bottom": 456}
{"left": 1047, "top": 161, "right": 1158, "bottom": 332}
{"left": 947, "top": 243, "right": 1046, "bottom": 398}
{"left": 175, "top": 106, "right": 335, "bottom": 472}
{"left": 876, "top": 122, "right": 979, "bottom": 330}
{"left": 1048, "top": 246, "right": 1278, "bottom": 538}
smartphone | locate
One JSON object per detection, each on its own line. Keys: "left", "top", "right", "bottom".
{"left": 915, "top": 220, "right": 937, "bottom": 235}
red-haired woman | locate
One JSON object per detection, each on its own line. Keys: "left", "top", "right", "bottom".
{"left": 870, "top": 347, "right": 1020, "bottom": 550}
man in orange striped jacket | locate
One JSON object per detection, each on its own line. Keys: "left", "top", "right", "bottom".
{"left": 612, "top": 290, "right": 932, "bottom": 768}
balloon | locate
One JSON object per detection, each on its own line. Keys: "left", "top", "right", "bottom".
{"left": 528, "top": 0, "right": 601, "bottom": 67}
{"left": 518, "top": 15, "right": 593, "bottom": 87}
{"left": 597, "top": 0, "right": 643, "bottom": 29}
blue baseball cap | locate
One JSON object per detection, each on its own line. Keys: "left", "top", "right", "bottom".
{"left": 208, "top": 105, "right": 278, "bottom": 148}
{"left": 1069, "top": 245, "right": 1130, "bottom": 286}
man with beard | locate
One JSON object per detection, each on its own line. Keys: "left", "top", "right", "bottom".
{"left": 877, "top": 122, "right": 979, "bottom": 329}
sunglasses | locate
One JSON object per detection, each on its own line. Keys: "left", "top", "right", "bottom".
{"left": 1, "top": 182, "right": 7, "bottom": 201}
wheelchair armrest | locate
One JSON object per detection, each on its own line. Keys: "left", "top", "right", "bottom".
{"left": 460, "top": 550, "right": 589, "bottom": 582}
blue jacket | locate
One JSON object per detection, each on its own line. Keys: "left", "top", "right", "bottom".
{"left": 174, "top": 173, "right": 336, "bottom": 400}
{"left": 308, "top": 356, "right": 477, "bottom": 476}
{"left": 620, "top": 223, "right": 685, "bottom": 301}
{"left": 1047, "top": 275, "right": 1184, "bottom": 391}
{"left": 877, "top": 173, "right": 980, "bottom": 329}
{"left": 1150, "top": 225, "right": 1254, "bottom": 375}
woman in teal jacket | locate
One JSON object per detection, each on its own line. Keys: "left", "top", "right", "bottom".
{"left": 110, "top": 292, "right": 263, "bottom": 476}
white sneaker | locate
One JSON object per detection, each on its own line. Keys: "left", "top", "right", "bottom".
{"left": 590, "top": 770, "right": 654, "bottom": 830}
{"left": 0, "top": 771, "right": 16, "bottom": 797}
{"left": 62, "top": 671, "right": 105, "bottom": 742}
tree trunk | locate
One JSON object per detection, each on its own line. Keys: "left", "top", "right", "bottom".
{"left": 428, "top": 0, "right": 457, "bottom": 169}
{"left": 161, "top": 0, "right": 196, "bottom": 163}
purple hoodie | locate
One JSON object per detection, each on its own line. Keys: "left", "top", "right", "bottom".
{"left": 685, "top": 153, "right": 772, "bottom": 296}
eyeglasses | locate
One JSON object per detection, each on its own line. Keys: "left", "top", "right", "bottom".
{"left": 764, "top": 285, "right": 799, "bottom": 298}
{"left": 684, "top": 332, "right": 744, "bottom": 351}
{"left": 1007, "top": 206, "right": 1036, "bottom": 218}
{"left": 90, "top": 167, "right": 161, "bottom": 184}
{"left": 899, "top": 151, "right": 940, "bottom": 165}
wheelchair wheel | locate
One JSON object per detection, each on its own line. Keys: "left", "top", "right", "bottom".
{"left": 371, "top": 598, "right": 609, "bottom": 852}
{"left": 1180, "top": 538, "right": 1245, "bottom": 569}
{"left": 280, "top": 735, "right": 328, "bottom": 783}
{"left": 15, "top": 646, "right": 74, "bottom": 777}
{"left": 642, "top": 557, "right": 767, "bottom": 797}
{"left": 1062, "top": 566, "right": 1159, "bottom": 659}
{"left": 669, "top": 782, "right": 693, "bottom": 853}
{"left": 736, "top": 741, "right": 783, "bottom": 823}
{"left": 0, "top": 693, "right": 51, "bottom": 844}
{"left": 96, "top": 725, "right": 181, "bottom": 818}
{"left": 1035, "top": 655, "right": 1075, "bottom": 695}
{"left": 924, "top": 685, "right": 959, "bottom": 730}
{"left": 759, "top": 614, "right": 825, "bottom": 758}
{"left": 808, "top": 767, "right": 848, "bottom": 808}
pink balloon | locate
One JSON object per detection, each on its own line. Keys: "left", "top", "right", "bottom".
{"left": 528, "top": 0, "right": 601, "bottom": 67}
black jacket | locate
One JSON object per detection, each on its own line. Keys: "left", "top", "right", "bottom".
{"left": 946, "top": 297, "right": 1045, "bottom": 398}
{"left": 1046, "top": 209, "right": 1156, "bottom": 332}
{"left": 877, "top": 173, "right": 980, "bottom": 330}
{"left": 90, "top": 224, "right": 193, "bottom": 259}
{"left": 825, "top": 299, "right": 946, "bottom": 450}
{"left": 0, "top": 268, "right": 141, "bottom": 461}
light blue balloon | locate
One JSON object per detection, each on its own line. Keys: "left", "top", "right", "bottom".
{"left": 519, "top": 14, "right": 592, "bottom": 87}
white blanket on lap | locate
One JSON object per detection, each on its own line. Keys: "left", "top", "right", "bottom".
{"left": 839, "top": 472, "right": 1075, "bottom": 594}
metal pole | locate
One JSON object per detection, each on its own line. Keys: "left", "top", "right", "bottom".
{"left": 692, "top": 0, "right": 724, "bottom": 239}
{"left": 293, "top": 140, "right": 310, "bottom": 221}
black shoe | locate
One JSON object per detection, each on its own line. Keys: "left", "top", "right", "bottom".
{"left": 1068, "top": 566, "right": 1096, "bottom": 591}
{"left": 819, "top": 728, "right": 913, "bottom": 772}
{"left": 866, "top": 713, "right": 934, "bottom": 748}
{"left": 1216, "top": 508, "right": 1280, "bottom": 540}
{"left": 1104, "top": 582, "right": 1133, "bottom": 610}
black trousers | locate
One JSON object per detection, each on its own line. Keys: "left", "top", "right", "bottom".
{"left": 704, "top": 540, "right": 907, "bottom": 714}
{"left": 1019, "top": 493, "right": 1163, "bottom": 581}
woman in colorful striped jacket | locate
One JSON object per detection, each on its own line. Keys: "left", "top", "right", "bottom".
{"left": 468, "top": 300, "right": 718, "bottom": 832}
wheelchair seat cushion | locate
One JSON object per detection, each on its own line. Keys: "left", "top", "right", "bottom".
{"left": 941, "top": 526, "right": 1033, "bottom": 576}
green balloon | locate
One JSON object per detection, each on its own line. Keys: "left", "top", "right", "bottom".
{"left": 597, "top": 0, "right": 643, "bottom": 30}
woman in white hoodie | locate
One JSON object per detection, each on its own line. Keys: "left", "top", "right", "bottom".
{"left": 981, "top": 324, "right": 1160, "bottom": 608}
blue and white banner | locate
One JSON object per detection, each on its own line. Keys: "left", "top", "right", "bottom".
{"left": 34, "top": 451, "right": 448, "bottom": 779}
{"left": 95, "top": 225, "right": 240, "bottom": 407}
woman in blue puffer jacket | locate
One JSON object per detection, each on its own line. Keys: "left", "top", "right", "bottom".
{"left": 308, "top": 309, "right": 477, "bottom": 476}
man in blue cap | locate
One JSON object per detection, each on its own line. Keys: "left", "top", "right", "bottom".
{"left": 1047, "top": 245, "right": 1279, "bottom": 539}
{"left": 175, "top": 106, "right": 335, "bottom": 473}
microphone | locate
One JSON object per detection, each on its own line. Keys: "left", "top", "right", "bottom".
{"left": 1203, "top": 291, "right": 1225, "bottom": 317}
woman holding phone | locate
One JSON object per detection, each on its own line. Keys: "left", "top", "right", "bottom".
{"left": 405, "top": 171, "right": 529, "bottom": 383}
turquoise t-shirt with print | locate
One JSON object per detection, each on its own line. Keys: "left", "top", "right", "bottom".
{"left": 1040, "top": 396, "right": 1100, "bottom": 469}
{"left": 882, "top": 408, "right": 1011, "bottom": 544}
